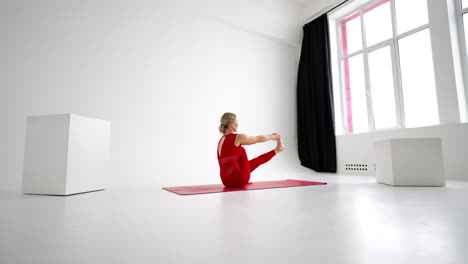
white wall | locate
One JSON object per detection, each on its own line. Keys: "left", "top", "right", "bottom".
{"left": 0, "top": 0, "right": 305, "bottom": 190}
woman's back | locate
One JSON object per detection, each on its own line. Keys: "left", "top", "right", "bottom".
{"left": 217, "top": 134, "right": 242, "bottom": 169}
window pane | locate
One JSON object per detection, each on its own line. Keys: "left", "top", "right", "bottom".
{"left": 340, "top": 13, "right": 362, "bottom": 56}
{"left": 342, "top": 54, "right": 368, "bottom": 133}
{"left": 463, "top": 0, "right": 468, "bottom": 9}
{"left": 368, "top": 46, "right": 397, "bottom": 129}
{"left": 364, "top": 0, "right": 392, "bottom": 47}
{"left": 395, "top": 0, "right": 429, "bottom": 34}
{"left": 399, "top": 29, "right": 439, "bottom": 128}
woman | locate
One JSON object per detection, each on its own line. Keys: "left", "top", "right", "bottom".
{"left": 217, "top": 112, "right": 284, "bottom": 188}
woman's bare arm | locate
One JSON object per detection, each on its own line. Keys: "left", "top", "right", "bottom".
{"left": 235, "top": 133, "right": 277, "bottom": 146}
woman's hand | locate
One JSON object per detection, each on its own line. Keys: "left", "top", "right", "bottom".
{"left": 271, "top": 133, "right": 280, "bottom": 141}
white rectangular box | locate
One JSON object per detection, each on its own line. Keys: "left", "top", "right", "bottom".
{"left": 22, "top": 114, "right": 110, "bottom": 195}
{"left": 374, "top": 138, "right": 445, "bottom": 186}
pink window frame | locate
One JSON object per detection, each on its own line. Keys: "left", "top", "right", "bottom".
{"left": 340, "top": 0, "right": 390, "bottom": 133}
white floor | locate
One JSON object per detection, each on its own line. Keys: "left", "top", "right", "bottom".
{"left": 1, "top": 174, "right": 467, "bottom": 264}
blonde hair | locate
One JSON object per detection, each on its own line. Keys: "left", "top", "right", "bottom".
{"left": 219, "top": 112, "right": 236, "bottom": 134}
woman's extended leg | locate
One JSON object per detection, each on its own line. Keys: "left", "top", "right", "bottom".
{"left": 248, "top": 150, "right": 275, "bottom": 173}
{"left": 249, "top": 135, "right": 284, "bottom": 172}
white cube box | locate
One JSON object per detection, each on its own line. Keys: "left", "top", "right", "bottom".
{"left": 374, "top": 138, "right": 445, "bottom": 186}
{"left": 22, "top": 114, "right": 110, "bottom": 195}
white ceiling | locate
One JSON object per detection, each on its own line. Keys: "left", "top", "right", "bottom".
{"left": 283, "top": 0, "right": 314, "bottom": 6}
{"left": 276, "top": 0, "right": 341, "bottom": 22}
{"left": 278, "top": 0, "right": 320, "bottom": 7}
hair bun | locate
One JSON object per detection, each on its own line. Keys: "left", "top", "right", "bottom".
{"left": 219, "top": 112, "right": 236, "bottom": 134}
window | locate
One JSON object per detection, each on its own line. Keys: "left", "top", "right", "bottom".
{"left": 342, "top": 54, "right": 368, "bottom": 133}
{"left": 398, "top": 30, "right": 438, "bottom": 128}
{"left": 341, "top": 12, "right": 363, "bottom": 56}
{"left": 334, "top": 0, "right": 438, "bottom": 134}
{"left": 394, "top": 0, "right": 429, "bottom": 35}
{"left": 463, "top": 0, "right": 468, "bottom": 9}
{"left": 364, "top": 0, "right": 392, "bottom": 46}
{"left": 368, "top": 46, "right": 397, "bottom": 129}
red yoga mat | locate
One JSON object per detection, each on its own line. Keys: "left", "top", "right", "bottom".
{"left": 163, "top": 179, "right": 326, "bottom": 195}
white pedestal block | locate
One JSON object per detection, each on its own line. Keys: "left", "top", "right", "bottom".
{"left": 22, "top": 114, "right": 110, "bottom": 195}
{"left": 374, "top": 138, "right": 445, "bottom": 186}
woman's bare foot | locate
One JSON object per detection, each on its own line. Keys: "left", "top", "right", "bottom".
{"left": 274, "top": 134, "right": 285, "bottom": 154}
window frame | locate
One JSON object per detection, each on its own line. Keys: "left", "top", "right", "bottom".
{"left": 455, "top": 0, "right": 468, "bottom": 110}
{"left": 334, "top": 0, "right": 432, "bottom": 134}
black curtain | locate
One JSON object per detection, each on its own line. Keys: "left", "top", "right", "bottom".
{"left": 297, "top": 14, "right": 337, "bottom": 173}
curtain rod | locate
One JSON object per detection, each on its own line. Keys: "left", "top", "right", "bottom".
{"left": 305, "top": 0, "right": 349, "bottom": 25}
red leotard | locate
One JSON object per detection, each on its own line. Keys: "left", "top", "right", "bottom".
{"left": 217, "top": 133, "right": 276, "bottom": 188}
